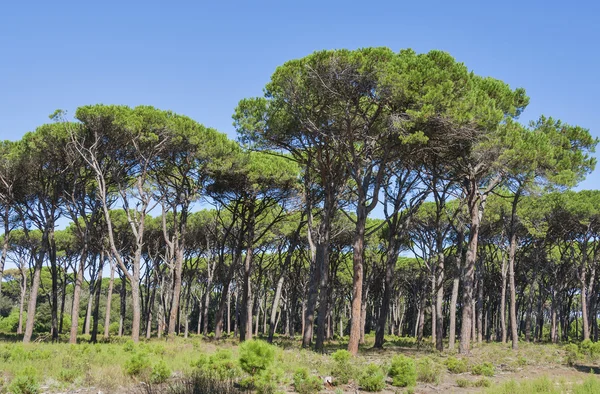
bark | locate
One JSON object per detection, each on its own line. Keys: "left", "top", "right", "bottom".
{"left": 91, "top": 255, "right": 104, "bottom": 343}
{"left": 348, "top": 203, "right": 367, "bottom": 355}
{"left": 104, "top": 262, "right": 115, "bottom": 338}
{"left": 23, "top": 230, "right": 48, "bottom": 344}
{"left": 70, "top": 248, "right": 87, "bottom": 343}
{"left": 459, "top": 184, "right": 482, "bottom": 354}
{"left": 240, "top": 201, "right": 256, "bottom": 342}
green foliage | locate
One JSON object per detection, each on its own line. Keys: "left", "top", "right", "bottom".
{"left": 573, "top": 376, "right": 600, "bottom": 394}
{"left": 565, "top": 343, "right": 580, "bottom": 366}
{"left": 191, "top": 349, "right": 241, "bottom": 380}
{"left": 445, "top": 356, "right": 468, "bottom": 374}
{"left": 123, "top": 339, "right": 136, "bottom": 352}
{"left": 293, "top": 368, "right": 323, "bottom": 394}
{"left": 58, "top": 368, "right": 81, "bottom": 383}
{"left": 358, "top": 363, "right": 386, "bottom": 392}
{"left": 238, "top": 340, "right": 276, "bottom": 375}
{"left": 124, "top": 352, "right": 151, "bottom": 377}
{"left": 416, "top": 357, "right": 441, "bottom": 383}
{"left": 388, "top": 354, "right": 417, "bottom": 387}
{"left": 8, "top": 366, "right": 39, "bottom": 394}
{"left": 471, "top": 362, "right": 495, "bottom": 377}
{"left": 330, "top": 349, "right": 354, "bottom": 384}
{"left": 0, "top": 309, "right": 20, "bottom": 332}
{"left": 456, "top": 378, "right": 471, "bottom": 388}
{"left": 474, "top": 378, "right": 492, "bottom": 387}
{"left": 150, "top": 359, "right": 171, "bottom": 384}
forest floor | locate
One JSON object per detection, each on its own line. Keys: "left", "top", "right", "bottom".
{"left": 0, "top": 333, "right": 599, "bottom": 394}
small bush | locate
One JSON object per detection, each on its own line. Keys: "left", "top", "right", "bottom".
{"left": 471, "top": 362, "right": 495, "bottom": 377}
{"left": 124, "top": 352, "right": 151, "bottom": 377}
{"left": 191, "top": 350, "right": 241, "bottom": 380}
{"left": 564, "top": 343, "right": 580, "bottom": 366}
{"left": 417, "top": 357, "right": 440, "bottom": 384}
{"left": 445, "top": 356, "right": 468, "bottom": 374}
{"left": 150, "top": 360, "right": 171, "bottom": 384}
{"left": 239, "top": 340, "right": 276, "bottom": 375}
{"left": 8, "top": 366, "right": 39, "bottom": 394}
{"left": 359, "top": 364, "right": 386, "bottom": 392}
{"left": 330, "top": 349, "right": 354, "bottom": 385}
{"left": 389, "top": 355, "right": 417, "bottom": 387}
{"left": 123, "top": 339, "right": 136, "bottom": 352}
{"left": 456, "top": 378, "right": 471, "bottom": 388}
{"left": 294, "top": 368, "right": 323, "bottom": 394}
{"left": 168, "top": 370, "right": 245, "bottom": 394}
{"left": 474, "top": 378, "right": 491, "bottom": 387}
{"left": 58, "top": 368, "right": 81, "bottom": 383}
{"left": 241, "top": 366, "right": 285, "bottom": 394}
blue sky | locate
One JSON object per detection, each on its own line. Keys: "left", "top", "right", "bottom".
{"left": 1, "top": 0, "right": 599, "bottom": 188}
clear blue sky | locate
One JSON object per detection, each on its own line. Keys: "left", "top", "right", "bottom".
{"left": 1, "top": 0, "right": 599, "bottom": 188}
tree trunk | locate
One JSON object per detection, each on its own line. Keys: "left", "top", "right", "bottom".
{"left": 459, "top": 185, "right": 482, "bottom": 354}
{"left": 70, "top": 248, "right": 87, "bottom": 343}
{"left": 104, "top": 262, "right": 115, "bottom": 338}
{"left": 23, "top": 233, "right": 48, "bottom": 343}
{"left": 348, "top": 205, "right": 367, "bottom": 355}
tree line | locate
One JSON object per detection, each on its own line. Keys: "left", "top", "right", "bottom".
{"left": 0, "top": 48, "right": 597, "bottom": 355}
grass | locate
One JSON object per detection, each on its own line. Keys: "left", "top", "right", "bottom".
{"left": 0, "top": 334, "right": 598, "bottom": 393}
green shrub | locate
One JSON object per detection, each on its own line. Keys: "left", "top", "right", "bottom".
{"left": 240, "top": 367, "right": 285, "bottom": 394}
{"left": 456, "top": 378, "right": 471, "bottom": 388}
{"left": 471, "top": 362, "right": 495, "bottom": 377}
{"left": 123, "top": 339, "right": 136, "bottom": 352}
{"left": 389, "top": 355, "right": 417, "bottom": 387}
{"left": 474, "top": 378, "right": 491, "bottom": 387}
{"left": 58, "top": 368, "right": 81, "bottom": 383}
{"left": 239, "top": 340, "right": 276, "bottom": 375}
{"left": 293, "top": 368, "right": 323, "bottom": 394}
{"left": 124, "top": 352, "right": 151, "bottom": 377}
{"left": 9, "top": 366, "right": 39, "bottom": 394}
{"left": 151, "top": 360, "right": 171, "bottom": 384}
{"left": 417, "top": 357, "right": 440, "bottom": 384}
{"left": 573, "top": 376, "right": 600, "bottom": 394}
{"left": 359, "top": 364, "right": 386, "bottom": 392}
{"left": 565, "top": 343, "right": 580, "bottom": 366}
{"left": 0, "top": 309, "right": 20, "bottom": 332}
{"left": 330, "top": 349, "right": 354, "bottom": 385}
{"left": 445, "top": 356, "right": 468, "bottom": 374}
{"left": 191, "top": 350, "right": 241, "bottom": 380}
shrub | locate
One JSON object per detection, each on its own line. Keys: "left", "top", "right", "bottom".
{"left": 445, "top": 356, "right": 468, "bottom": 374}
{"left": 564, "top": 343, "right": 580, "bottom": 366}
{"left": 389, "top": 355, "right": 417, "bottom": 387}
{"left": 123, "top": 339, "right": 136, "bottom": 352}
{"left": 124, "top": 352, "right": 151, "bottom": 377}
{"left": 456, "top": 378, "right": 471, "bottom": 388}
{"left": 573, "top": 376, "right": 600, "bottom": 394}
{"left": 330, "top": 349, "right": 354, "bottom": 385}
{"left": 240, "top": 366, "right": 285, "bottom": 394}
{"left": 150, "top": 360, "right": 171, "bottom": 384}
{"left": 58, "top": 368, "right": 81, "bottom": 383}
{"left": 471, "top": 362, "right": 495, "bottom": 377}
{"left": 474, "top": 378, "right": 491, "bottom": 387}
{"left": 416, "top": 357, "right": 440, "bottom": 384}
{"left": 191, "top": 350, "right": 241, "bottom": 380}
{"left": 8, "top": 366, "right": 39, "bottom": 394}
{"left": 168, "top": 370, "right": 245, "bottom": 394}
{"left": 294, "top": 368, "right": 323, "bottom": 394}
{"left": 239, "top": 340, "right": 276, "bottom": 375}
{"left": 359, "top": 363, "right": 386, "bottom": 392}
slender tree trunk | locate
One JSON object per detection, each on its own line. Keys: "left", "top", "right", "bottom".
{"left": 70, "top": 248, "right": 87, "bottom": 343}
{"left": 241, "top": 203, "right": 256, "bottom": 342}
{"left": 91, "top": 255, "right": 104, "bottom": 343}
{"left": 104, "top": 262, "right": 115, "bottom": 338}
{"left": 435, "top": 250, "right": 444, "bottom": 351}
{"left": 508, "top": 231, "right": 519, "bottom": 349}
{"left": 459, "top": 185, "right": 482, "bottom": 354}
{"left": 23, "top": 233, "right": 48, "bottom": 343}
{"left": 17, "top": 261, "right": 27, "bottom": 335}
{"left": 449, "top": 230, "right": 464, "bottom": 351}
{"left": 348, "top": 205, "right": 367, "bottom": 355}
